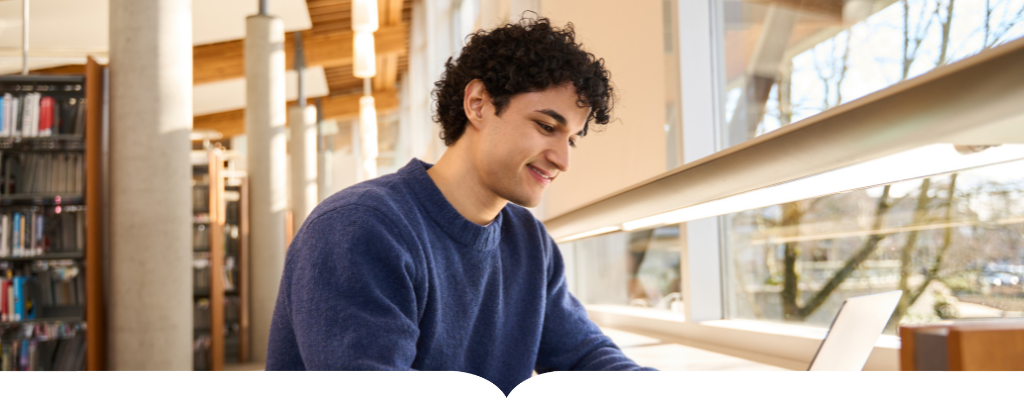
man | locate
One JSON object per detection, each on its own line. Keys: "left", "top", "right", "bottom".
{"left": 266, "top": 17, "right": 654, "bottom": 394}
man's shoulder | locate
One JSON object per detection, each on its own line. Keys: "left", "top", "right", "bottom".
{"left": 501, "top": 202, "right": 555, "bottom": 250}
{"left": 305, "top": 173, "right": 417, "bottom": 233}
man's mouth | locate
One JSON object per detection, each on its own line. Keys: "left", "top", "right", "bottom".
{"left": 527, "top": 164, "right": 555, "bottom": 185}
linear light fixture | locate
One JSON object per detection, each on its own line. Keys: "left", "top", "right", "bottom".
{"left": 353, "top": 31, "right": 377, "bottom": 79}
{"left": 621, "top": 144, "right": 1024, "bottom": 232}
{"left": 554, "top": 226, "right": 621, "bottom": 244}
{"left": 352, "top": 0, "right": 380, "bottom": 33}
{"left": 359, "top": 95, "right": 379, "bottom": 179}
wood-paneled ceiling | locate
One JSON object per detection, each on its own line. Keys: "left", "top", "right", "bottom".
{"left": 194, "top": 0, "right": 412, "bottom": 136}
{"left": 35, "top": 0, "right": 413, "bottom": 137}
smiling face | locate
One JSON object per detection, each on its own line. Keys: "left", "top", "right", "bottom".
{"left": 463, "top": 82, "right": 591, "bottom": 208}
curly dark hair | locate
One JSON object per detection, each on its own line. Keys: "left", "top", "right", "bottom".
{"left": 432, "top": 15, "right": 614, "bottom": 146}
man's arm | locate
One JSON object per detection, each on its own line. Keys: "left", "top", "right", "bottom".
{"left": 533, "top": 235, "right": 657, "bottom": 373}
{"left": 268, "top": 204, "right": 421, "bottom": 370}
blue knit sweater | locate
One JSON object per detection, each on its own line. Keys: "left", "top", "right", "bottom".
{"left": 266, "top": 159, "right": 652, "bottom": 394}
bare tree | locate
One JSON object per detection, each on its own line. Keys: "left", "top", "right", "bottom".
{"left": 780, "top": 186, "right": 894, "bottom": 321}
{"left": 813, "top": 32, "right": 853, "bottom": 110}
{"left": 984, "top": 0, "right": 1024, "bottom": 49}
{"left": 936, "top": 0, "right": 957, "bottom": 66}
{"left": 902, "top": 0, "right": 936, "bottom": 80}
{"left": 889, "top": 174, "right": 958, "bottom": 328}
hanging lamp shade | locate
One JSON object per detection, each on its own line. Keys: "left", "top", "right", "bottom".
{"left": 359, "top": 95, "right": 379, "bottom": 160}
{"left": 352, "top": 0, "right": 380, "bottom": 33}
{"left": 353, "top": 32, "right": 377, "bottom": 78}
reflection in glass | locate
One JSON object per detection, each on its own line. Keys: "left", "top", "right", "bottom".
{"left": 560, "top": 226, "right": 682, "bottom": 311}
{"left": 725, "top": 158, "right": 1024, "bottom": 333}
{"left": 719, "top": 0, "right": 1024, "bottom": 147}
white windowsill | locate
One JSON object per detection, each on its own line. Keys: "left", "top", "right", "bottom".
{"left": 584, "top": 304, "right": 901, "bottom": 371}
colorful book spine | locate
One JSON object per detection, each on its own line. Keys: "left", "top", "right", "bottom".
{"left": 35, "top": 213, "right": 44, "bottom": 256}
{"left": 18, "top": 213, "right": 25, "bottom": 257}
{"left": 24, "top": 276, "right": 34, "bottom": 320}
{"left": 0, "top": 279, "right": 7, "bottom": 322}
{"left": 39, "top": 96, "right": 54, "bottom": 137}
{"left": 0, "top": 93, "right": 6, "bottom": 137}
{"left": 12, "top": 276, "right": 24, "bottom": 321}
{"left": 18, "top": 339, "right": 29, "bottom": 370}
{"left": 10, "top": 96, "right": 19, "bottom": 137}
{"left": 0, "top": 213, "right": 7, "bottom": 258}
{"left": 12, "top": 212, "right": 20, "bottom": 257}
{"left": 21, "top": 94, "right": 33, "bottom": 137}
{"left": 6, "top": 277, "right": 12, "bottom": 322}
{"left": 11, "top": 212, "right": 20, "bottom": 257}
{"left": 30, "top": 93, "right": 41, "bottom": 137}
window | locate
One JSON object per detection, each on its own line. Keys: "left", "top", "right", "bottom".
{"left": 561, "top": 226, "right": 683, "bottom": 312}
{"left": 718, "top": 0, "right": 1024, "bottom": 148}
{"left": 548, "top": 0, "right": 1024, "bottom": 368}
{"left": 725, "top": 156, "right": 1024, "bottom": 332}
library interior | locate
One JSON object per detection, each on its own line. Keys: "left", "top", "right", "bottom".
{"left": 1, "top": 0, "right": 1024, "bottom": 373}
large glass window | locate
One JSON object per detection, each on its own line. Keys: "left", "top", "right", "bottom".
{"left": 719, "top": 0, "right": 1024, "bottom": 148}
{"left": 725, "top": 156, "right": 1024, "bottom": 333}
{"left": 560, "top": 226, "right": 683, "bottom": 311}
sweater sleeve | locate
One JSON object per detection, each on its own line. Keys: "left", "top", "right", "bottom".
{"left": 269, "top": 204, "right": 421, "bottom": 370}
{"left": 533, "top": 236, "right": 658, "bottom": 373}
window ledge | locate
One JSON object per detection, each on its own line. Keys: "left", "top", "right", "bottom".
{"left": 585, "top": 304, "right": 900, "bottom": 371}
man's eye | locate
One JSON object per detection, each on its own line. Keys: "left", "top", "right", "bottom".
{"left": 569, "top": 138, "right": 577, "bottom": 148}
{"left": 535, "top": 122, "right": 554, "bottom": 133}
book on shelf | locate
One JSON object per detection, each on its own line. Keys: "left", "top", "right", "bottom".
{"left": 1, "top": 325, "right": 86, "bottom": 371}
{"left": 1, "top": 262, "right": 85, "bottom": 323}
{"left": 2, "top": 69, "right": 101, "bottom": 372}
{"left": 0, "top": 92, "right": 85, "bottom": 138}
{"left": 0, "top": 152, "right": 85, "bottom": 195}
{"left": 0, "top": 207, "right": 83, "bottom": 258}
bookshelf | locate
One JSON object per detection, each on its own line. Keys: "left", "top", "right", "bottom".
{"left": 0, "top": 59, "right": 106, "bottom": 371}
{"left": 192, "top": 146, "right": 249, "bottom": 370}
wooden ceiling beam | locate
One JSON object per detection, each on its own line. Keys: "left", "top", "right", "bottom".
{"left": 372, "top": 53, "right": 400, "bottom": 92}
{"left": 306, "top": 0, "right": 352, "bottom": 7}
{"left": 379, "top": 0, "right": 404, "bottom": 27}
{"left": 367, "top": 0, "right": 407, "bottom": 92}
{"left": 303, "top": 23, "right": 406, "bottom": 68}
{"left": 193, "top": 24, "right": 407, "bottom": 84}
{"left": 193, "top": 89, "right": 399, "bottom": 138}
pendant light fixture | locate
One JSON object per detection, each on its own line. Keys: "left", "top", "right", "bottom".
{"left": 352, "top": 0, "right": 379, "bottom": 180}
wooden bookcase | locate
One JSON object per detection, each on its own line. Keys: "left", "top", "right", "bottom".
{"left": 0, "top": 57, "right": 106, "bottom": 371}
{"left": 192, "top": 146, "right": 249, "bottom": 370}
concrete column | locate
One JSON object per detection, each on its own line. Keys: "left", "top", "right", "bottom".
{"left": 246, "top": 13, "right": 287, "bottom": 362}
{"left": 289, "top": 105, "right": 318, "bottom": 230}
{"left": 317, "top": 144, "right": 332, "bottom": 202}
{"left": 108, "top": 0, "right": 192, "bottom": 370}
{"left": 316, "top": 101, "right": 333, "bottom": 202}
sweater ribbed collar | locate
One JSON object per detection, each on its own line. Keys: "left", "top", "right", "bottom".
{"left": 401, "top": 158, "right": 503, "bottom": 250}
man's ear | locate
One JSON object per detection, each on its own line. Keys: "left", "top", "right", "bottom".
{"left": 463, "top": 79, "right": 487, "bottom": 129}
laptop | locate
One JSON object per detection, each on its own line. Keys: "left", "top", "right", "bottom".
{"left": 807, "top": 290, "right": 903, "bottom": 371}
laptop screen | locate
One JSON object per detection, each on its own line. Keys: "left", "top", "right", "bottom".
{"left": 807, "top": 290, "right": 903, "bottom": 371}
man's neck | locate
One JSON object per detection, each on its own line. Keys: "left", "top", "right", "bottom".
{"left": 426, "top": 142, "right": 507, "bottom": 226}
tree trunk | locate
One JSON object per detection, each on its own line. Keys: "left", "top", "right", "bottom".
{"left": 780, "top": 202, "right": 804, "bottom": 320}
{"left": 892, "top": 179, "right": 932, "bottom": 328}
{"left": 797, "top": 186, "right": 893, "bottom": 319}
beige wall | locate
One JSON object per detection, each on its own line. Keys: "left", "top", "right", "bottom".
{"left": 540, "top": 0, "right": 669, "bottom": 218}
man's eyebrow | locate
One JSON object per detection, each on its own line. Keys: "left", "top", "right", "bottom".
{"left": 535, "top": 109, "right": 585, "bottom": 136}
{"left": 535, "top": 109, "right": 567, "bottom": 126}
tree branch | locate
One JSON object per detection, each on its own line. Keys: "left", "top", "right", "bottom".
{"left": 908, "top": 173, "right": 958, "bottom": 307}
{"left": 798, "top": 185, "right": 893, "bottom": 318}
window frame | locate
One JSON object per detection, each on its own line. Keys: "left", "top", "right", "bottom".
{"left": 550, "top": 0, "right": 1024, "bottom": 370}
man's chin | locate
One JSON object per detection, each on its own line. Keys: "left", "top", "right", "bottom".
{"left": 504, "top": 191, "right": 543, "bottom": 209}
